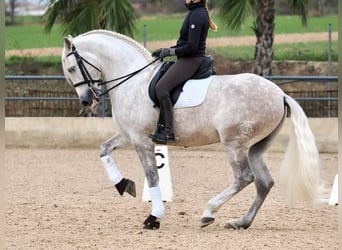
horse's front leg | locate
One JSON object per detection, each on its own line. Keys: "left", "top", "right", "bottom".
{"left": 134, "top": 142, "right": 165, "bottom": 230}
{"left": 100, "top": 134, "right": 136, "bottom": 197}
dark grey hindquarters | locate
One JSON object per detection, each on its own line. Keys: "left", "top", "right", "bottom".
{"left": 249, "top": 97, "right": 288, "bottom": 155}
{"left": 227, "top": 99, "right": 288, "bottom": 229}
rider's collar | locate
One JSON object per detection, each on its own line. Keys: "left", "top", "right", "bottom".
{"left": 185, "top": 2, "right": 205, "bottom": 11}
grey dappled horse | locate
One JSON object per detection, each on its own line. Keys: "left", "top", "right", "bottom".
{"left": 61, "top": 30, "right": 321, "bottom": 230}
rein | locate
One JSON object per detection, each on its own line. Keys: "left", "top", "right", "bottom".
{"left": 67, "top": 45, "right": 160, "bottom": 100}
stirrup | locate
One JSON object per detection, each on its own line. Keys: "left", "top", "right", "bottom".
{"left": 149, "top": 127, "right": 175, "bottom": 144}
{"left": 151, "top": 134, "right": 175, "bottom": 144}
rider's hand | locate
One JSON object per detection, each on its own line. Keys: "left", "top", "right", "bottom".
{"left": 152, "top": 48, "right": 175, "bottom": 58}
{"left": 151, "top": 48, "right": 162, "bottom": 58}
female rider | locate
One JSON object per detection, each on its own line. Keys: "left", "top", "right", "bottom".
{"left": 150, "top": 0, "right": 217, "bottom": 144}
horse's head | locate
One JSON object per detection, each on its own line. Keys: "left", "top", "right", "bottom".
{"left": 62, "top": 35, "right": 103, "bottom": 107}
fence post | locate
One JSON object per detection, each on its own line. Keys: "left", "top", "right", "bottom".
{"left": 327, "top": 23, "right": 332, "bottom": 117}
{"left": 143, "top": 25, "right": 147, "bottom": 48}
{"left": 101, "top": 84, "right": 106, "bottom": 117}
{"left": 327, "top": 23, "right": 332, "bottom": 76}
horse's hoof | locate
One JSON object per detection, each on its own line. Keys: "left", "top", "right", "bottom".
{"left": 200, "top": 217, "right": 215, "bottom": 228}
{"left": 224, "top": 222, "right": 239, "bottom": 230}
{"left": 124, "top": 179, "right": 136, "bottom": 197}
{"left": 143, "top": 214, "right": 160, "bottom": 230}
{"left": 115, "top": 178, "right": 136, "bottom": 197}
{"left": 224, "top": 219, "right": 249, "bottom": 230}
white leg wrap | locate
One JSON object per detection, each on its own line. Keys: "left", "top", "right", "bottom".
{"left": 149, "top": 186, "right": 165, "bottom": 218}
{"left": 100, "top": 155, "right": 123, "bottom": 185}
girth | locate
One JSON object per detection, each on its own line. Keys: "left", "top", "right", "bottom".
{"left": 148, "top": 55, "right": 216, "bottom": 107}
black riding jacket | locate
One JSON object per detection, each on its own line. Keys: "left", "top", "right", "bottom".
{"left": 173, "top": 2, "right": 209, "bottom": 58}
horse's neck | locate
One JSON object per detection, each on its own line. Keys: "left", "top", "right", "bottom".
{"left": 80, "top": 35, "right": 156, "bottom": 107}
{"left": 77, "top": 33, "right": 151, "bottom": 80}
{"left": 107, "top": 60, "right": 157, "bottom": 128}
{"left": 101, "top": 43, "right": 149, "bottom": 80}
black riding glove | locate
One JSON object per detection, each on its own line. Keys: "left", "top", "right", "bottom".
{"left": 152, "top": 48, "right": 176, "bottom": 58}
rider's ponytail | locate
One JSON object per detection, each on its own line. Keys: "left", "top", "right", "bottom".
{"left": 203, "top": 0, "right": 218, "bottom": 32}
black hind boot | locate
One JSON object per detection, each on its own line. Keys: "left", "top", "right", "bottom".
{"left": 149, "top": 95, "right": 175, "bottom": 144}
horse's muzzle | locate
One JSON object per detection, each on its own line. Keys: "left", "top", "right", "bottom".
{"left": 79, "top": 89, "right": 93, "bottom": 106}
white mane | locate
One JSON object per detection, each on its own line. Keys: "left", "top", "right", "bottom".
{"left": 78, "top": 29, "right": 153, "bottom": 61}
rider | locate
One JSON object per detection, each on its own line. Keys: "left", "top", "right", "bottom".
{"left": 149, "top": 0, "right": 217, "bottom": 144}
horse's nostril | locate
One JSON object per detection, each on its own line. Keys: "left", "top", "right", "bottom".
{"left": 82, "top": 100, "right": 91, "bottom": 106}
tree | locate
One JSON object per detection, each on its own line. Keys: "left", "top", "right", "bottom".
{"left": 43, "top": 0, "right": 137, "bottom": 37}
{"left": 219, "top": 0, "right": 308, "bottom": 76}
{"left": 6, "top": 0, "right": 17, "bottom": 25}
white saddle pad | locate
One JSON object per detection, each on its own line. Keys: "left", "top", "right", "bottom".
{"left": 174, "top": 76, "right": 213, "bottom": 109}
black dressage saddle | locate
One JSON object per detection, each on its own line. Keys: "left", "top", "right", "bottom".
{"left": 148, "top": 55, "right": 216, "bottom": 107}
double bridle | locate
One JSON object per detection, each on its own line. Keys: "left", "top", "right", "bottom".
{"left": 66, "top": 45, "right": 159, "bottom": 101}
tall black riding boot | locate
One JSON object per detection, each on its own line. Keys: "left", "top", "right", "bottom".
{"left": 149, "top": 95, "right": 175, "bottom": 144}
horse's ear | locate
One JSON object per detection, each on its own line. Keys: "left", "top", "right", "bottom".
{"left": 64, "top": 35, "right": 73, "bottom": 50}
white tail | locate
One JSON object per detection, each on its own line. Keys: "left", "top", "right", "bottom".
{"left": 280, "top": 95, "right": 322, "bottom": 203}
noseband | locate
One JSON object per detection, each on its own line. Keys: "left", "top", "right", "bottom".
{"left": 66, "top": 45, "right": 103, "bottom": 100}
{"left": 67, "top": 45, "right": 160, "bottom": 101}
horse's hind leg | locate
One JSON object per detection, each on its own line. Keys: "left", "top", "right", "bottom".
{"left": 224, "top": 112, "right": 286, "bottom": 229}
{"left": 224, "top": 146, "right": 274, "bottom": 229}
{"left": 99, "top": 134, "right": 136, "bottom": 197}
{"left": 201, "top": 147, "right": 254, "bottom": 228}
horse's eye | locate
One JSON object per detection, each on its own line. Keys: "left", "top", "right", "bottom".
{"left": 68, "top": 66, "right": 76, "bottom": 73}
